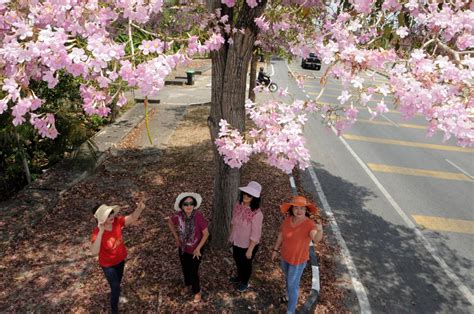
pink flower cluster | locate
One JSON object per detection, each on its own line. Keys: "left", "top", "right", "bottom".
{"left": 0, "top": 0, "right": 192, "bottom": 138}
{"left": 287, "top": 2, "right": 474, "bottom": 146}
{"left": 221, "top": 0, "right": 236, "bottom": 8}
{"left": 387, "top": 53, "right": 473, "bottom": 146}
{"left": 30, "top": 113, "right": 58, "bottom": 139}
{"left": 215, "top": 120, "right": 253, "bottom": 168}
{"left": 0, "top": 0, "right": 472, "bottom": 163}
{"left": 111, "top": 0, "right": 164, "bottom": 24}
{"left": 138, "top": 39, "right": 165, "bottom": 55}
{"left": 215, "top": 99, "right": 313, "bottom": 174}
{"left": 80, "top": 85, "right": 112, "bottom": 117}
{"left": 222, "top": 0, "right": 260, "bottom": 8}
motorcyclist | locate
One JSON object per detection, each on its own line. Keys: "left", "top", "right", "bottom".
{"left": 257, "top": 67, "right": 270, "bottom": 86}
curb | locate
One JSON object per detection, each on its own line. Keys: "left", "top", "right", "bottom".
{"left": 134, "top": 98, "right": 160, "bottom": 104}
{"left": 287, "top": 60, "right": 364, "bottom": 312}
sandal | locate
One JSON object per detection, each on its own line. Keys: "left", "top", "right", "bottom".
{"left": 279, "top": 295, "right": 288, "bottom": 304}
{"left": 193, "top": 293, "right": 201, "bottom": 303}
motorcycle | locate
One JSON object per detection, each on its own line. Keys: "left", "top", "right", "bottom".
{"left": 256, "top": 78, "right": 278, "bottom": 92}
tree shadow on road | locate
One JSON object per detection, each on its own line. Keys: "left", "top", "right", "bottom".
{"left": 299, "top": 160, "right": 472, "bottom": 313}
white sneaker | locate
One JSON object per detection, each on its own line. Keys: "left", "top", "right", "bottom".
{"left": 119, "top": 297, "right": 129, "bottom": 304}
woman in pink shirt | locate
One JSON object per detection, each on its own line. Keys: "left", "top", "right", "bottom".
{"left": 228, "top": 181, "right": 263, "bottom": 292}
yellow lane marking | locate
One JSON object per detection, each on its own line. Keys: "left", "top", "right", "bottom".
{"left": 306, "top": 82, "right": 391, "bottom": 91}
{"left": 344, "top": 134, "right": 474, "bottom": 153}
{"left": 352, "top": 105, "right": 399, "bottom": 113}
{"left": 316, "top": 101, "right": 399, "bottom": 113}
{"left": 412, "top": 215, "right": 474, "bottom": 234}
{"left": 367, "top": 163, "right": 473, "bottom": 181}
{"left": 356, "top": 119, "right": 425, "bottom": 129}
{"left": 314, "top": 101, "right": 421, "bottom": 116}
{"left": 306, "top": 88, "right": 392, "bottom": 94}
{"left": 307, "top": 90, "right": 395, "bottom": 101}
{"left": 360, "top": 77, "right": 388, "bottom": 83}
{"left": 307, "top": 88, "right": 343, "bottom": 93}
{"left": 311, "top": 76, "right": 388, "bottom": 83}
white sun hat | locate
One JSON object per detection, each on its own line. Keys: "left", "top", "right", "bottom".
{"left": 239, "top": 181, "right": 262, "bottom": 198}
{"left": 174, "top": 192, "right": 203, "bottom": 211}
{"left": 94, "top": 204, "right": 120, "bottom": 224}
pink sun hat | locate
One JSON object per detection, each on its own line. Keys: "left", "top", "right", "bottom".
{"left": 239, "top": 181, "right": 262, "bottom": 198}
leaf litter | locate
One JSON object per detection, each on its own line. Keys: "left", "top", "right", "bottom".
{"left": 0, "top": 105, "right": 347, "bottom": 313}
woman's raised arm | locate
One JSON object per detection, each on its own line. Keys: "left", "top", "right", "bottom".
{"left": 125, "top": 201, "right": 145, "bottom": 226}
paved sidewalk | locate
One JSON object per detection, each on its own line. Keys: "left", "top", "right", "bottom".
{"left": 130, "top": 66, "right": 211, "bottom": 149}
{"left": 0, "top": 60, "right": 212, "bottom": 250}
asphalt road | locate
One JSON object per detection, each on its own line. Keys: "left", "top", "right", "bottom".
{"left": 264, "top": 58, "right": 474, "bottom": 313}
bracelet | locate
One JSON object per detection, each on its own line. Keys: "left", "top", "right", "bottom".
{"left": 273, "top": 248, "right": 279, "bottom": 252}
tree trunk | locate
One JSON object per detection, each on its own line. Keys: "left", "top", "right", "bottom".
{"left": 14, "top": 129, "right": 31, "bottom": 184}
{"left": 207, "top": 0, "right": 267, "bottom": 248}
{"left": 248, "top": 52, "right": 258, "bottom": 102}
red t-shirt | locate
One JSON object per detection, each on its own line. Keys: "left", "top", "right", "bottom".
{"left": 281, "top": 217, "right": 316, "bottom": 265}
{"left": 91, "top": 216, "right": 127, "bottom": 267}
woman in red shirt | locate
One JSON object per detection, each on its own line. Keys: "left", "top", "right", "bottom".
{"left": 90, "top": 199, "right": 145, "bottom": 314}
{"left": 271, "top": 195, "right": 323, "bottom": 314}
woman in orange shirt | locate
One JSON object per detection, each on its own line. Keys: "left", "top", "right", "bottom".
{"left": 90, "top": 198, "right": 145, "bottom": 314}
{"left": 271, "top": 195, "right": 323, "bottom": 314}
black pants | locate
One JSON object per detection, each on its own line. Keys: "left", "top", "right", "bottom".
{"left": 178, "top": 249, "right": 201, "bottom": 294}
{"left": 232, "top": 244, "right": 259, "bottom": 285}
{"left": 258, "top": 78, "right": 270, "bottom": 86}
{"left": 102, "top": 260, "right": 125, "bottom": 314}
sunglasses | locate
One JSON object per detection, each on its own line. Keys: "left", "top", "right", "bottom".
{"left": 182, "top": 202, "right": 194, "bottom": 207}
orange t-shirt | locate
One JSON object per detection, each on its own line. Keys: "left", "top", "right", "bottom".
{"left": 281, "top": 217, "right": 316, "bottom": 265}
{"left": 91, "top": 216, "right": 127, "bottom": 267}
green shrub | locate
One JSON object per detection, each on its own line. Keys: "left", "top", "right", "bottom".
{"left": 0, "top": 73, "right": 116, "bottom": 201}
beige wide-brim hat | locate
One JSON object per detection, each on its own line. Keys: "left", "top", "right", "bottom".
{"left": 94, "top": 204, "right": 120, "bottom": 224}
{"left": 174, "top": 192, "right": 202, "bottom": 211}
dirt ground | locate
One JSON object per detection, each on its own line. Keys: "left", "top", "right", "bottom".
{"left": 0, "top": 105, "right": 346, "bottom": 312}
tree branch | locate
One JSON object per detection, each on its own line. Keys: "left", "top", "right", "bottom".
{"left": 128, "top": 19, "right": 136, "bottom": 65}
{"left": 434, "top": 38, "right": 461, "bottom": 64}
{"left": 130, "top": 22, "right": 188, "bottom": 42}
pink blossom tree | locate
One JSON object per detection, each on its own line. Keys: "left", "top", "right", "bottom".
{"left": 0, "top": 0, "right": 472, "bottom": 247}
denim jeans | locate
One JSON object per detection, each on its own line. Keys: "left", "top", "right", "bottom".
{"left": 102, "top": 260, "right": 125, "bottom": 314}
{"left": 280, "top": 259, "right": 307, "bottom": 314}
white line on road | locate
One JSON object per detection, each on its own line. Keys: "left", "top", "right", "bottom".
{"left": 288, "top": 59, "right": 474, "bottom": 305}
{"left": 286, "top": 61, "right": 372, "bottom": 313}
{"left": 270, "top": 64, "right": 275, "bottom": 76}
{"left": 381, "top": 114, "right": 400, "bottom": 127}
{"left": 334, "top": 128, "right": 474, "bottom": 306}
{"left": 445, "top": 159, "right": 474, "bottom": 180}
{"left": 308, "top": 166, "right": 372, "bottom": 313}
{"left": 288, "top": 60, "right": 474, "bottom": 307}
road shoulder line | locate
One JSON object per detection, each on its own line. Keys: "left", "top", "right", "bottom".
{"left": 335, "top": 128, "right": 474, "bottom": 306}
{"left": 287, "top": 61, "right": 372, "bottom": 313}
{"left": 307, "top": 166, "right": 373, "bottom": 313}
